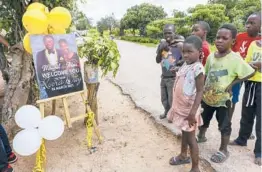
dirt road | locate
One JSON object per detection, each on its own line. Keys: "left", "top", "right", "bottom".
{"left": 11, "top": 80, "right": 214, "bottom": 172}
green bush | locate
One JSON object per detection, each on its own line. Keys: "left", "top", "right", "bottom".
{"left": 120, "top": 36, "right": 159, "bottom": 44}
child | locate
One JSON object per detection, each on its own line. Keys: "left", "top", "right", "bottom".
{"left": 230, "top": 12, "right": 261, "bottom": 131}
{"left": 167, "top": 35, "right": 204, "bottom": 172}
{"left": 230, "top": 39, "right": 262, "bottom": 166}
{"left": 156, "top": 24, "right": 184, "bottom": 119}
{"left": 191, "top": 21, "right": 211, "bottom": 66}
{"left": 0, "top": 124, "right": 17, "bottom": 172}
{"left": 197, "top": 24, "right": 255, "bottom": 163}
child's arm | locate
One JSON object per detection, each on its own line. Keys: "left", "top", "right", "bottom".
{"left": 186, "top": 72, "right": 205, "bottom": 127}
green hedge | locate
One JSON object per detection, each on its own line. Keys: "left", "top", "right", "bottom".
{"left": 120, "top": 36, "right": 159, "bottom": 44}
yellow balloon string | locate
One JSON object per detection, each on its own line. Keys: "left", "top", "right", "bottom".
{"left": 33, "top": 139, "right": 46, "bottom": 172}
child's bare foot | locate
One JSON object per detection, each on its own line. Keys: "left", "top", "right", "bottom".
{"left": 169, "top": 155, "right": 191, "bottom": 165}
{"left": 189, "top": 168, "right": 200, "bottom": 172}
{"left": 255, "top": 157, "right": 261, "bottom": 166}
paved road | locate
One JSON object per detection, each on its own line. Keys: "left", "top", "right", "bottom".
{"left": 109, "top": 40, "right": 260, "bottom": 172}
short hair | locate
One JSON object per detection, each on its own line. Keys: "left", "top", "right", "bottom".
{"left": 219, "top": 23, "right": 238, "bottom": 39}
{"left": 43, "top": 35, "right": 54, "bottom": 42}
{"left": 184, "top": 35, "right": 203, "bottom": 50}
{"left": 59, "top": 39, "right": 67, "bottom": 44}
{"left": 163, "top": 24, "right": 176, "bottom": 32}
{"left": 249, "top": 12, "right": 261, "bottom": 18}
{"left": 196, "top": 21, "right": 211, "bottom": 33}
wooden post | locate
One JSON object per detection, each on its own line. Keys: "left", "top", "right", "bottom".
{"left": 62, "top": 98, "right": 72, "bottom": 128}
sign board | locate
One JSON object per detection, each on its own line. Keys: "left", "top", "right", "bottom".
{"left": 31, "top": 34, "right": 84, "bottom": 99}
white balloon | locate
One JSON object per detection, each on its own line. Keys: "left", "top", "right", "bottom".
{"left": 38, "top": 116, "right": 64, "bottom": 140}
{"left": 13, "top": 129, "right": 42, "bottom": 156}
{"left": 15, "top": 105, "right": 42, "bottom": 129}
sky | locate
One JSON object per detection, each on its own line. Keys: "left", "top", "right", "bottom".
{"left": 78, "top": 0, "right": 208, "bottom": 25}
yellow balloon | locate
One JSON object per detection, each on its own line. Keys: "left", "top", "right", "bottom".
{"left": 27, "top": 2, "right": 49, "bottom": 14}
{"left": 22, "top": 9, "right": 48, "bottom": 34}
{"left": 48, "top": 7, "right": 72, "bottom": 30}
{"left": 23, "top": 33, "right": 32, "bottom": 54}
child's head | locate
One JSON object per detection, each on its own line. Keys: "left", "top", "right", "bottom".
{"left": 215, "top": 23, "right": 237, "bottom": 53}
{"left": 191, "top": 21, "right": 210, "bottom": 40}
{"left": 163, "top": 24, "right": 176, "bottom": 43}
{"left": 183, "top": 35, "right": 203, "bottom": 64}
{"left": 246, "top": 12, "right": 261, "bottom": 37}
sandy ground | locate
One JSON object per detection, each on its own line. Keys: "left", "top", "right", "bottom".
{"left": 12, "top": 79, "right": 214, "bottom": 172}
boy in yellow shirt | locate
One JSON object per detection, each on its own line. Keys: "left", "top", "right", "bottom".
{"left": 230, "top": 40, "right": 262, "bottom": 166}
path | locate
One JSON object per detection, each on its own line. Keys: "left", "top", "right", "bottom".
{"left": 13, "top": 79, "right": 214, "bottom": 172}
{"left": 108, "top": 40, "right": 261, "bottom": 172}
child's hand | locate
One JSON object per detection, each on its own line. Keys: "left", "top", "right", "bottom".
{"left": 185, "top": 114, "right": 196, "bottom": 128}
{"left": 225, "top": 85, "right": 233, "bottom": 96}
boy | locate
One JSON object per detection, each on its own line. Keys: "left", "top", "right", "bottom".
{"left": 191, "top": 21, "right": 211, "bottom": 66}
{"left": 197, "top": 24, "right": 255, "bottom": 163}
{"left": 230, "top": 12, "right": 261, "bottom": 130}
{"left": 156, "top": 24, "right": 183, "bottom": 119}
{"left": 230, "top": 39, "right": 262, "bottom": 166}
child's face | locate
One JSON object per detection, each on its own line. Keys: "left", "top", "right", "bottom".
{"left": 215, "top": 29, "right": 234, "bottom": 53}
{"left": 183, "top": 43, "right": 201, "bottom": 64}
{"left": 163, "top": 26, "right": 175, "bottom": 43}
{"left": 246, "top": 14, "right": 261, "bottom": 37}
{"left": 191, "top": 24, "right": 205, "bottom": 39}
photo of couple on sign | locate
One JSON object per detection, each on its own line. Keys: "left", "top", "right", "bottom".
{"left": 31, "top": 34, "right": 83, "bottom": 100}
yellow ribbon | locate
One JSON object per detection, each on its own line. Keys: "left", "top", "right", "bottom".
{"left": 86, "top": 111, "right": 94, "bottom": 148}
{"left": 33, "top": 139, "right": 46, "bottom": 172}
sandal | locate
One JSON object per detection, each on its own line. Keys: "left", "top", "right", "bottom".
{"left": 196, "top": 135, "right": 207, "bottom": 143}
{"left": 211, "top": 151, "right": 229, "bottom": 163}
{"left": 169, "top": 156, "right": 191, "bottom": 165}
{"left": 229, "top": 140, "right": 247, "bottom": 146}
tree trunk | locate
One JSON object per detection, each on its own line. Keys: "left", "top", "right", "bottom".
{"left": 1, "top": 44, "right": 37, "bottom": 137}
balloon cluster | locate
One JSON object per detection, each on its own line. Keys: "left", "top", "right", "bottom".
{"left": 22, "top": 2, "right": 72, "bottom": 54}
{"left": 13, "top": 105, "right": 64, "bottom": 156}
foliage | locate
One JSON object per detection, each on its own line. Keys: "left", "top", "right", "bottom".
{"left": 146, "top": 18, "right": 191, "bottom": 39}
{"left": 120, "top": 36, "right": 159, "bottom": 44}
{"left": 78, "top": 34, "right": 121, "bottom": 77}
{"left": 189, "top": 4, "right": 230, "bottom": 42}
{"left": 172, "top": 10, "right": 186, "bottom": 18}
{"left": 73, "top": 11, "right": 92, "bottom": 30}
{"left": 120, "top": 3, "right": 167, "bottom": 36}
{"left": 97, "top": 14, "right": 119, "bottom": 35}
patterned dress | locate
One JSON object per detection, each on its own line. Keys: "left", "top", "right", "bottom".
{"left": 167, "top": 62, "right": 204, "bottom": 132}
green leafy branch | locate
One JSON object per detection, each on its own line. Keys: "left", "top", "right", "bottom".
{"left": 78, "top": 34, "right": 121, "bottom": 77}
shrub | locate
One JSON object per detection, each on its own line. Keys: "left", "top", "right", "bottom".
{"left": 120, "top": 36, "right": 159, "bottom": 44}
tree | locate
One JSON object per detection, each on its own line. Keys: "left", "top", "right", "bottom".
{"left": 229, "top": 0, "right": 261, "bottom": 31}
{"left": 189, "top": 4, "right": 230, "bottom": 42}
{"left": 120, "top": 3, "right": 167, "bottom": 36}
{"left": 74, "top": 11, "right": 92, "bottom": 30}
{"left": 97, "top": 14, "right": 119, "bottom": 35}
{"left": 208, "top": 0, "right": 238, "bottom": 17}
{"left": 172, "top": 10, "right": 186, "bottom": 18}
{"left": 0, "top": 0, "right": 83, "bottom": 135}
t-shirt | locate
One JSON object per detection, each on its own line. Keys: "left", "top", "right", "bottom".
{"left": 201, "top": 41, "right": 211, "bottom": 66}
{"left": 232, "top": 32, "right": 261, "bottom": 58}
{"left": 245, "top": 41, "right": 262, "bottom": 82}
{"left": 180, "top": 62, "right": 204, "bottom": 96}
{"left": 157, "top": 43, "right": 183, "bottom": 77}
{"left": 203, "top": 52, "right": 255, "bottom": 107}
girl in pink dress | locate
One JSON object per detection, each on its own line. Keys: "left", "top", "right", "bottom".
{"left": 167, "top": 35, "right": 205, "bottom": 172}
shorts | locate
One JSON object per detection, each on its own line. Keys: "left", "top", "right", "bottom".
{"left": 200, "top": 101, "right": 232, "bottom": 136}
{"left": 232, "top": 83, "right": 242, "bottom": 104}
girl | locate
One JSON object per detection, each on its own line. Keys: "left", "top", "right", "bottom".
{"left": 167, "top": 35, "right": 205, "bottom": 172}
